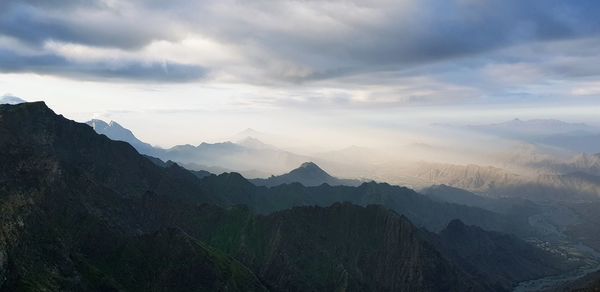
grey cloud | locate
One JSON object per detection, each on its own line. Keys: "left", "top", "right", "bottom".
{"left": 0, "top": 2, "right": 177, "bottom": 49}
{"left": 0, "top": 0, "right": 599, "bottom": 89}
{"left": 182, "top": 0, "right": 600, "bottom": 82}
{"left": 0, "top": 49, "right": 206, "bottom": 82}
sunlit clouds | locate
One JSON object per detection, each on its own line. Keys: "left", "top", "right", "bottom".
{"left": 1, "top": 0, "right": 600, "bottom": 147}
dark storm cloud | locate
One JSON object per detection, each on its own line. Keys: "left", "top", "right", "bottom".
{"left": 0, "top": 49, "right": 206, "bottom": 82}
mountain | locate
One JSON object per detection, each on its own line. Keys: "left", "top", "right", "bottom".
{"left": 250, "top": 162, "right": 362, "bottom": 187}
{"left": 0, "top": 95, "right": 26, "bottom": 105}
{"left": 422, "top": 184, "right": 495, "bottom": 208}
{"left": 0, "top": 102, "right": 480, "bottom": 291}
{"left": 554, "top": 269, "right": 600, "bottom": 291}
{"left": 188, "top": 203, "right": 569, "bottom": 292}
{"left": 86, "top": 119, "right": 156, "bottom": 155}
{"left": 563, "top": 201, "right": 600, "bottom": 251}
{"left": 421, "top": 184, "right": 533, "bottom": 214}
{"left": 190, "top": 203, "right": 493, "bottom": 292}
{"left": 86, "top": 120, "right": 314, "bottom": 176}
{"left": 0, "top": 102, "right": 573, "bottom": 291}
{"left": 433, "top": 220, "right": 566, "bottom": 290}
{"left": 203, "top": 173, "right": 532, "bottom": 236}
{"left": 144, "top": 154, "right": 213, "bottom": 179}
{"left": 376, "top": 161, "right": 600, "bottom": 202}
{"left": 0, "top": 102, "right": 266, "bottom": 291}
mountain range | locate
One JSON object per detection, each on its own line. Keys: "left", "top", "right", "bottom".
{"left": 87, "top": 119, "right": 315, "bottom": 177}
{"left": 86, "top": 117, "right": 600, "bottom": 205}
{"left": 0, "top": 102, "right": 574, "bottom": 291}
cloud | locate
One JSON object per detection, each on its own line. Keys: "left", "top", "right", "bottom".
{"left": 0, "top": 0, "right": 599, "bottom": 106}
{"left": 0, "top": 94, "right": 27, "bottom": 104}
{"left": 0, "top": 49, "right": 206, "bottom": 82}
{"left": 0, "top": 2, "right": 179, "bottom": 50}
{"left": 178, "top": 0, "right": 600, "bottom": 82}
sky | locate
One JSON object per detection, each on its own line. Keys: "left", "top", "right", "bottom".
{"left": 1, "top": 0, "right": 600, "bottom": 148}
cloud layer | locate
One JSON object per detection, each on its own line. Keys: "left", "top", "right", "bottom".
{"left": 1, "top": 0, "right": 600, "bottom": 105}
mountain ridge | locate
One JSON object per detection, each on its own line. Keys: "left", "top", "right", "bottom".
{"left": 1, "top": 102, "right": 572, "bottom": 291}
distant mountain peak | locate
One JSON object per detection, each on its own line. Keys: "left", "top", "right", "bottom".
{"left": 108, "top": 120, "right": 125, "bottom": 128}
{"left": 87, "top": 119, "right": 109, "bottom": 129}
{"left": 292, "top": 162, "right": 330, "bottom": 177}
{"left": 86, "top": 119, "right": 136, "bottom": 138}
{"left": 85, "top": 118, "right": 155, "bottom": 154}
{"left": 250, "top": 161, "right": 362, "bottom": 187}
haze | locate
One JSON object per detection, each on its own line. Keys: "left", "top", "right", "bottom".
{"left": 2, "top": 0, "right": 600, "bottom": 150}
{"left": 5, "top": 1, "right": 600, "bottom": 291}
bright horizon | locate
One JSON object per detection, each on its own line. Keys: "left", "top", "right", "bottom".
{"left": 2, "top": 1, "right": 600, "bottom": 149}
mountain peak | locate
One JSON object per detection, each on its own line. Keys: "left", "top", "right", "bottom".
{"left": 299, "top": 161, "right": 320, "bottom": 169}
{"left": 85, "top": 118, "right": 155, "bottom": 154}
{"left": 0, "top": 101, "right": 53, "bottom": 116}
{"left": 108, "top": 120, "right": 125, "bottom": 128}
{"left": 292, "top": 162, "right": 331, "bottom": 178}
{"left": 287, "top": 162, "right": 333, "bottom": 180}
{"left": 87, "top": 119, "right": 110, "bottom": 129}
{"left": 250, "top": 161, "right": 362, "bottom": 187}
